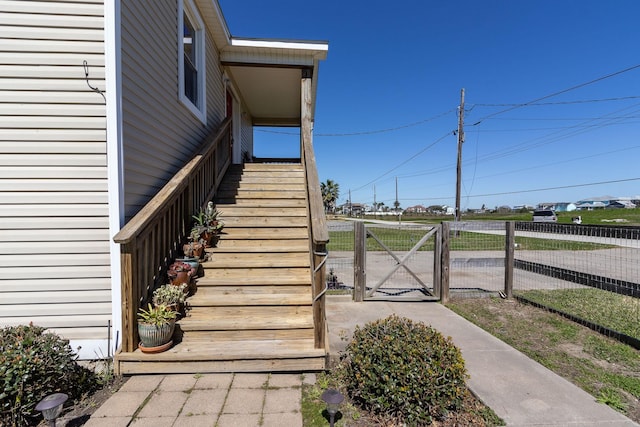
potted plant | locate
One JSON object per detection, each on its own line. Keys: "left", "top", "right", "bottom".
{"left": 152, "top": 283, "right": 187, "bottom": 312}
{"left": 168, "top": 261, "right": 193, "bottom": 286}
{"left": 182, "top": 227, "right": 205, "bottom": 260}
{"left": 192, "top": 201, "right": 224, "bottom": 248}
{"left": 137, "top": 303, "right": 177, "bottom": 353}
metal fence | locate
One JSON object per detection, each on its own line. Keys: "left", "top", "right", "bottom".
{"left": 511, "top": 221, "right": 640, "bottom": 348}
{"left": 327, "top": 219, "right": 640, "bottom": 348}
{"left": 447, "top": 221, "right": 507, "bottom": 298}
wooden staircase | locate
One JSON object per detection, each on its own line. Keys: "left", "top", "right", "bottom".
{"left": 116, "top": 163, "right": 327, "bottom": 374}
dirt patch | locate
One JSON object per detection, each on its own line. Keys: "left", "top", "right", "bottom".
{"left": 38, "top": 376, "right": 128, "bottom": 427}
{"left": 448, "top": 297, "right": 640, "bottom": 424}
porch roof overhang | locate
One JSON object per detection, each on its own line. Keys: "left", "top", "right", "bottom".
{"left": 197, "top": 1, "right": 328, "bottom": 127}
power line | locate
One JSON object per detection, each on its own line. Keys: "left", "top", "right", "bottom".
{"left": 474, "top": 95, "right": 640, "bottom": 107}
{"left": 351, "top": 131, "right": 452, "bottom": 193}
{"left": 473, "top": 63, "right": 640, "bottom": 124}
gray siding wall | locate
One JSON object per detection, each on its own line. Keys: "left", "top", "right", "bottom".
{"left": 0, "top": 0, "right": 111, "bottom": 341}
{"left": 121, "top": 0, "right": 226, "bottom": 220}
{"left": 241, "top": 112, "right": 253, "bottom": 160}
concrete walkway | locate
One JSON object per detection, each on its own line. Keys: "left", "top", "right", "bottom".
{"left": 327, "top": 295, "right": 638, "bottom": 427}
{"left": 77, "top": 295, "right": 638, "bottom": 426}
{"left": 81, "top": 372, "right": 313, "bottom": 427}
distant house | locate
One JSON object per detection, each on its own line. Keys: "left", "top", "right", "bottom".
{"left": 607, "top": 200, "right": 636, "bottom": 209}
{"left": 536, "top": 202, "right": 576, "bottom": 212}
{"left": 405, "top": 205, "right": 427, "bottom": 214}
{"left": 576, "top": 201, "right": 607, "bottom": 210}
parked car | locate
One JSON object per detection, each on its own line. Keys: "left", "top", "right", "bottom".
{"left": 532, "top": 209, "right": 557, "bottom": 222}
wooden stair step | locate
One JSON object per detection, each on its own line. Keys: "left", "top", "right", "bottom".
{"left": 217, "top": 227, "right": 308, "bottom": 239}
{"left": 227, "top": 176, "right": 304, "bottom": 184}
{"left": 188, "top": 291, "right": 311, "bottom": 306}
{"left": 218, "top": 206, "right": 307, "bottom": 217}
{"left": 183, "top": 328, "right": 314, "bottom": 342}
{"left": 216, "top": 198, "right": 306, "bottom": 207}
{"left": 179, "top": 306, "right": 313, "bottom": 331}
{"left": 197, "top": 270, "right": 311, "bottom": 285}
{"left": 222, "top": 217, "right": 307, "bottom": 227}
{"left": 212, "top": 239, "right": 309, "bottom": 252}
{"left": 215, "top": 190, "right": 307, "bottom": 199}
{"left": 204, "top": 252, "right": 309, "bottom": 268}
{"left": 219, "top": 183, "right": 305, "bottom": 191}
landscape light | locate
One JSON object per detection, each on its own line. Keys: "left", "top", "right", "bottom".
{"left": 35, "top": 393, "right": 68, "bottom": 427}
{"left": 321, "top": 388, "right": 344, "bottom": 427}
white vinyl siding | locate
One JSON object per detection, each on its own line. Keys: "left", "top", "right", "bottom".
{"left": 0, "top": 0, "right": 110, "bottom": 344}
{"left": 120, "top": 0, "right": 225, "bottom": 219}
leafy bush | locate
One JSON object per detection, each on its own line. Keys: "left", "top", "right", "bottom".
{"left": 0, "top": 324, "right": 98, "bottom": 426}
{"left": 340, "top": 315, "right": 468, "bottom": 425}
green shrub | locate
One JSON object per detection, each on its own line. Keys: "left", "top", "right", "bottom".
{"left": 0, "top": 324, "right": 98, "bottom": 426}
{"left": 341, "top": 315, "right": 468, "bottom": 425}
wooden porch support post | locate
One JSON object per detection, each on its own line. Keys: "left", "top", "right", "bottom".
{"left": 301, "top": 68, "right": 329, "bottom": 349}
{"left": 353, "top": 221, "right": 366, "bottom": 302}
{"left": 504, "top": 221, "right": 514, "bottom": 298}
{"left": 440, "top": 222, "right": 450, "bottom": 304}
{"left": 120, "top": 241, "right": 137, "bottom": 352}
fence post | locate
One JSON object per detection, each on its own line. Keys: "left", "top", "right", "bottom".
{"left": 353, "top": 221, "right": 366, "bottom": 302}
{"left": 433, "top": 224, "right": 442, "bottom": 299}
{"left": 440, "top": 222, "right": 450, "bottom": 304}
{"left": 505, "top": 221, "right": 514, "bottom": 298}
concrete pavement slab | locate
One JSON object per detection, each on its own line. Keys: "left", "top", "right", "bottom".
{"left": 231, "top": 372, "right": 269, "bottom": 388}
{"left": 223, "top": 388, "right": 264, "bottom": 414}
{"left": 180, "top": 388, "right": 227, "bottom": 416}
{"left": 262, "top": 412, "right": 303, "bottom": 427}
{"left": 175, "top": 413, "right": 217, "bottom": 427}
{"left": 216, "top": 413, "right": 261, "bottom": 427}
{"left": 263, "top": 388, "right": 301, "bottom": 413}
{"left": 157, "top": 373, "right": 197, "bottom": 391}
{"left": 118, "top": 375, "right": 162, "bottom": 392}
{"left": 194, "top": 373, "right": 233, "bottom": 389}
{"left": 90, "top": 391, "right": 150, "bottom": 418}
{"left": 268, "top": 373, "right": 303, "bottom": 388}
{"left": 136, "top": 391, "right": 187, "bottom": 418}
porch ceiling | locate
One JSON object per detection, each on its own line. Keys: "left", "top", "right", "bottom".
{"left": 221, "top": 39, "right": 328, "bottom": 127}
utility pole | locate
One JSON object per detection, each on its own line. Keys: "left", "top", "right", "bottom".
{"left": 455, "top": 88, "right": 465, "bottom": 226}
{"left": 373, "top": 185, "right": 376, "bottom": 218}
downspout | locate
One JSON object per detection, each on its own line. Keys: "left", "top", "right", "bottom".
{"left": 105, "top": 0, "right": 124, "bottom": 357}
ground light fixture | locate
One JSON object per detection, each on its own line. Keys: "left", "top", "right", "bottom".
{"left": 35, "top": 393, "right": 68, "bottom": 427}
{"left": 321, "top": 388, "right": 344, "bottom": 427}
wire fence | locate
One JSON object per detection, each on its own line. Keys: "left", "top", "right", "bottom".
{"left": 511, "top": 222, "right": 640, "bottom": 348}
{"left": 327, "top": 219, "right": 640, "bottom": 348}
{"left": 448, "top": 221, "right": 507, "bottom": 298}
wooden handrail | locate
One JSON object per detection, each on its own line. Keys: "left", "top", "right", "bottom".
{"left": 114, "top": 118, "right": 232, "bottom": 352}
{"left": 301, "top": 75, "right": 328, "bottom": 350}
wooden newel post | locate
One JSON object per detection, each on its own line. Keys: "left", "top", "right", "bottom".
{"left": 120, "top": 241, "right": 137, "bottom": 353}
{"left": 504, "top": 221, "right": 514, "bottom": 298}
{"left": 353, "top": 221, "right": 366, "bottom": 302}
{"left": 440, "top": 222, "right": 450, "bottom": 304}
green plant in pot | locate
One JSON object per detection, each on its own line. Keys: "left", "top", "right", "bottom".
{"left": 183, "top": 227, "right": 205, "bottom": 260}
{"left": 152, "top": 283, "right": 187, "bottom": 311}
{"left": 168, "top": 261, "right": 193, "bottom": 285}
{"left": 137, "top": 303, "right": 177, "bottom": 353}
{"left": 193, "top": 201, "right": 224, "bottom": 248}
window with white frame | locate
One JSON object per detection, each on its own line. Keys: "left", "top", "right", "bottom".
{"left": 179, "top": 0, "right": 206, "bottom": 122}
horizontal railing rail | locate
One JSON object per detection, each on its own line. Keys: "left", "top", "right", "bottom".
{"left": 113, "top": 118, "right": 232, "bottom": 352}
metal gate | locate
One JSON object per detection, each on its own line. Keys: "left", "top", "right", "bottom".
{"left": 353, "top": 221, "right": 441, "bottom": 301}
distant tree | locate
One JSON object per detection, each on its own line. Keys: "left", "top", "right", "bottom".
{"left": 393, "top": 200, "right": 401, "bottom": 211}
{"left": 320, "top": 179, "right": 340, "bottom": 213}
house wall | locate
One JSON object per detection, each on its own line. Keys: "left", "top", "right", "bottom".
{"left": 120, "top": 0, "right": 226, "bottom": 220}
{"left": 0, "top": 0, "right": 112, "bottom": 354}
{"left": 241, "top": 110, "right": 253, "bottom": 161}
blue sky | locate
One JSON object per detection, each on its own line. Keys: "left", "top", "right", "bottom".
{"left": 218, "top": 0, "right": 640, "bottom": 210}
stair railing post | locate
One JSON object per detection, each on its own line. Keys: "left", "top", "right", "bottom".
{"left": 440, "top": 221, "right": 450, "bottom": 304}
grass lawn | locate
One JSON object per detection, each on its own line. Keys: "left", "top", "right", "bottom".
{"left": 447, "top": 297, "right": 640, "bottom": 422}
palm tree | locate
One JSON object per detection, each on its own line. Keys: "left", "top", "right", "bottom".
{"left": 320, "top": 179, "right": 340, "bottom": 213}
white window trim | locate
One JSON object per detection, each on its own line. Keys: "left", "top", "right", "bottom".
{"left": 178, "top": 0, "right": 206, "bottom": 123}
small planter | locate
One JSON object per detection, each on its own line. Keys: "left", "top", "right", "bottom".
{"left": 175, "top": 257, "right": 199, "bottom": 277}
{"left": 137, "top": 304, "right": 177, "bottom": 351}
{"left": 168, "top": 261, "right": 193, "bottom": 286}
{"left": 183, "top": 241, "right": 204, "bottom": 260}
